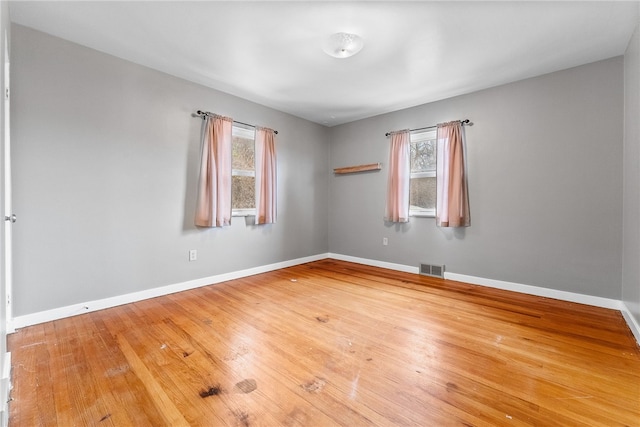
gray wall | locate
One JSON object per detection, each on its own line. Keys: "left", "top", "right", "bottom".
{"left": 10, "top": 22, "right": 632, "bottom": 317}
{"left": 11, "top": 25, "right": 329, "bottom": 316}
{"left": 623, "top": 21, "right": 640, "bottom": 324}
{"left": 328, "top": 57, "right": 624, "bottom": 299}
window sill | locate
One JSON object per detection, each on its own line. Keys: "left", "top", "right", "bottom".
{"left": 232, "top": 209, "right": 256, "bottom": 217}
{"left": 410, "top": 210, "right": 435, "bottom": 218}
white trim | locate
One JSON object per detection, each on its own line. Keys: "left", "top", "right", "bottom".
{"left": 11, "top": 253, "right": 329, "bottom": 330}
{"left": 409, "top": 208, "right": 435, "bottom": 218}
{"left": 327, "top": 253, "right": 418, "bottom": 274}
{"left": 2, "top": 352, "right": 9, "bottom": 381}
{"left": 3, "top": 30, "right": 12, "bottom": 340}
{"left": 411, "top": 171, "right": 436, "bottom": 179}
{"left": 328, "top": 254, "right": 620, "bottom": 310}
{"left": 410, "top": 128, "right": 437, "bottom": 142}
{"left": 328, "top": 254, "right": 638, "bottom": 345}
{"left": 444, "top": 272, "right": 622, "bottom": 310}
{"left": 232, "top": 208, "right": 256, "bottom": 217}
{"left": 0, "top": 351, "right": 10, "bottom": 427}
{"left": 9, "top": 252, "right": 640, "bottom": 346}
{"left": 620, "top": 302, "right": 640, "bottom": 345}
{"left": 232, "top": 124, "right": 255, "bottom": 139}
{"left": 231, "top": 169, "right": 254, "bottom": 177}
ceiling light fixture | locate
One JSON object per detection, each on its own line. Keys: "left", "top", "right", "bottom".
{"left": 322, "top": 32, "right": 364, "bottom": 59}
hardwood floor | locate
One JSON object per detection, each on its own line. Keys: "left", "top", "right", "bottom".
{"left": 8, "top": 259, "right": 640, "bottom": 426}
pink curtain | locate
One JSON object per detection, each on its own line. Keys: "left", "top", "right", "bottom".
{"left": 195, "top": 115, "right": 233, "bottom": 227}
{"left": 384, "top": 130, "right": 411, "bottom": 223}
{"left": 436, "top": 121, "right": 470, "bottom": 227}
{"left": 255, "top": 127, "right": 277, "bottom": 224}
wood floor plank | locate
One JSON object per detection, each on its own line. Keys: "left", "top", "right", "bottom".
{"left": 158, "top": 297, "right": 349, "bottom": 427}
{"left": 128, "top": 300, "right": 292, "bottom": 427}
{"left": 82, "top": 313, "right": 166, "bottom": 427}
{"left": 110, "top": 304, "right": 232, "bottom": 426}
{"left": 229, "top": 271, "right": 627, "bottom": 426}
{"left": 7, "top": 324, "right": 57, "bottom": 427}
{"left": 8, "top": 260, "right": 640, "bottom": 426}
{"left": 192, "top": 284, "right": 422, "bottom": 426}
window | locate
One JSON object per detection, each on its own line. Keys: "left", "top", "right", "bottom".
{"left": 410, "top": 129, "right": 437, "bottom": 217}
{"left": 232, "top": 124, "right": 256, "bottom": 216}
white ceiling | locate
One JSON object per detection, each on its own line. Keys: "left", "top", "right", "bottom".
{"left": 9, "top": 1, "right": 640, "bottom": 126}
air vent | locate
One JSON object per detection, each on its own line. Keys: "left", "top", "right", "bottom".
{"left": 419, "top": 263, "right": 445, "bottom": 278}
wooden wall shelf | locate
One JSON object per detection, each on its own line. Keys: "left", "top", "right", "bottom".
{"left": 333, "top": 163, "right": 382, "bottom": 175}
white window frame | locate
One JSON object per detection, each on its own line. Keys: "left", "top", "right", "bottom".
{"left": 409, "top": 129, "right": 437, "bottom": 218}
{"left": 231, "top": 125, "right": 256, "bottom": 217}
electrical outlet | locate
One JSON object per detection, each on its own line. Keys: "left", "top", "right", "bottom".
{"left": 383, "top": 237, "right": 388, "bottom": 246}
{"left": 189, "top": 249, "right": 197, "bottom": 261}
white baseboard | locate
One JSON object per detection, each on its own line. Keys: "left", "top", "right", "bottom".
{"left": 9, "top": 252, "right": 640, "bottom": 346}
{"left": 327, "top": 254, "right": 621, "bottom": 310}
{"left": 327, "top": 253, "right": 419, "bottom": 274}
{"left": 444, "top": 272, "right": 623, "bottom": 310}
{"left": 620, "top": 302, "right": 640, "bottom": 345}
{"left": 327, "top": 254, "right": 638, "bottom": 345}
{"left": 11, "top": 253, "right": 329, "bottom": 330}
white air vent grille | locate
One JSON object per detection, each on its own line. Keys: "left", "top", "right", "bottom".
{"left": 419, "top": 263, "right": 445, "bottom": 278}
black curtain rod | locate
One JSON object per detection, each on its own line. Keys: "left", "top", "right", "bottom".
{"left": 196, "top": 110, "right": 278, "bottom": 134}
{"left": 385, "top": 119, "right": 470, "bottom": 137}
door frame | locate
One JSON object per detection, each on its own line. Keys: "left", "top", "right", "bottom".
{"left": 3, "top": 29, "right": 11, "bottom": 333}
{"left": 0, "top": 5, "right": 12, "bottom": 423}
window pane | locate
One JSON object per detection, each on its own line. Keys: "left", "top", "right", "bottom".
{"left": 232, "top": 176, "right": 255, "bottom": 209}
{"left": 410, "top": 176, "right": 436, "bottom": 210}
{"left": 410, "top": 140, "right": 436, "bottom": 172}
{"left": 232, "top": 136, "right": 254, "bottom": 171}
{"left": 232, "top": 125, "right": 255, "bottom": 212}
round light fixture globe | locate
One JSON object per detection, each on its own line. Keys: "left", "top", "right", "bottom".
{"left": 322, "top": 32, "right": 364, "bottom": 58}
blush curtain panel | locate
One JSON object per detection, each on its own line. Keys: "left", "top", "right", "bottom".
{"left": 195, "top": 115, "right": 233, "bottom": 227}
{"left": 436, "top": 120, "right": 470, "bottom": 227}
{"left": 255, "top": 127, "right": 277, "bottom": 224}
{"left": 384, "top": 130, "right": 411, "bottom": 223}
